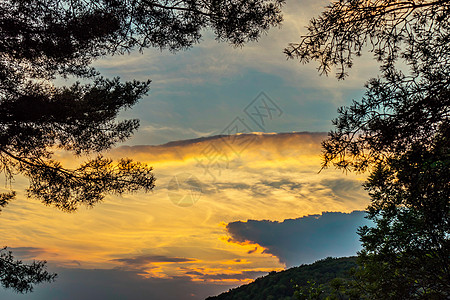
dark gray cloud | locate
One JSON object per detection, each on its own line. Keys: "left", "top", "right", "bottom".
{"left": 0, "top": 267, "right": 235, "bottom": 300}
{"left": 322, "top": 179, "right": 362, "bottom": 193}
{"left": 7, "top": 247, "right": 62, "bottom": 262}
{"left": 226, "top": 211, "right": 372, "bottom": 267}
{"left": 249, "top": 178, "right": 304, "bottom": 197}
{"left": 7, "top": 247, "right": 49, "bottom": 259}
{"left": 214, "top": 182, "right": 252, "bottom": 191}
{"left": 259, "top": 179, "right": 303, "bottom": 191}
{"left": 320, "top": 178, "right": 367, "bottom": 202}
{"left": 112, "top": 255, "right": 195, "bottom": 267}
{"left": 247, "top": 247, "right": 258, "bottom": 254}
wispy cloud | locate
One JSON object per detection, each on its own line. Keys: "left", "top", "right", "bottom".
{"left": 7, "top": 247, "right": 57, "bottom": 260}
{"left": 113, "top": 255, "right": 195, "bottom": 268}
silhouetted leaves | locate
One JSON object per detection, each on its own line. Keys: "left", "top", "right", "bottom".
{"left": 285, "top": 0, "right": 450, "bottom": 79}
{"left": 0, "top": 192, "right": 15, "bottom": 212}
{"left": 288, "top": 0, "right": 449, "bottom": 298}
{"left": 0, "top": 247, "right": 56, "bottom": 293}
{"left": 0, "top": 76, "right": 155, "bottom": 211}
{"left": 24, "top": 156, "right": 155, "bottom": 212}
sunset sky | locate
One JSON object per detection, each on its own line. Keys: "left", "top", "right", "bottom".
{"left": 1, "top": 1, "right": 380, "bottom": 299}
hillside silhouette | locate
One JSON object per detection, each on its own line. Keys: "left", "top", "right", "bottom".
{"left": 206, "top": 257, "right": 357, "bottom": 300}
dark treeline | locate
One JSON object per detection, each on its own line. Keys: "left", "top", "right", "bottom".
{"left": 206, "top": 257, "right": 358, "bottom": 300}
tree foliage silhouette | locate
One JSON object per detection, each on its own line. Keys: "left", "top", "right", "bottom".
{"left": 0, "top": 0, "right": 285, "bottom": 292}
{"left": 288, "top": 0, "right": 449, "bottom": 298}
{"left": 0, "top": 248, "right": 56, "bottom": 293}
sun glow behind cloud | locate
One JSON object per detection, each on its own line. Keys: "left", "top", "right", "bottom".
{"left": 0, "top": 132, "right": 369, "bottom": 288}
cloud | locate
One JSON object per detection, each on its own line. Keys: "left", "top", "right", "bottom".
{"left": 138, "top": 124, "right": 216, "bottom": 145}
{"left": 7, "top": 247, "right": 50, "bottom": 259}
{"left": 108, "top": 131, "right": 327, "bottom": 165}
{"left": 112, "top": 254, "right": 195, "bottom": 267}
{"left": 92, "top": 0, "right": 375, "bottom": 91}
{"left": 226, "top": 211, "right": 372, "bottom": 267}
{"left": 259, "top": 179, "right": 303, "bottom": 190}
{"left": 247, "top": 247, "right": 258, "bottom": 255}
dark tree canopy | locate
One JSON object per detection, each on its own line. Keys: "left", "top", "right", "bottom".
{"left": 0, "top": 0, "right": 285, "bottom": 292}
{"left": 288, "top": 0, "right": 449, "bottom": 298}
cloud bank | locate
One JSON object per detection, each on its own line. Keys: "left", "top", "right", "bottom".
{"left": 227, "top": 211, "right": 372, "bottom": 267}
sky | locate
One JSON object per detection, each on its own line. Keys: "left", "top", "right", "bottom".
{"left": 0, "top": 0, "right": 382, "bottom": 299}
